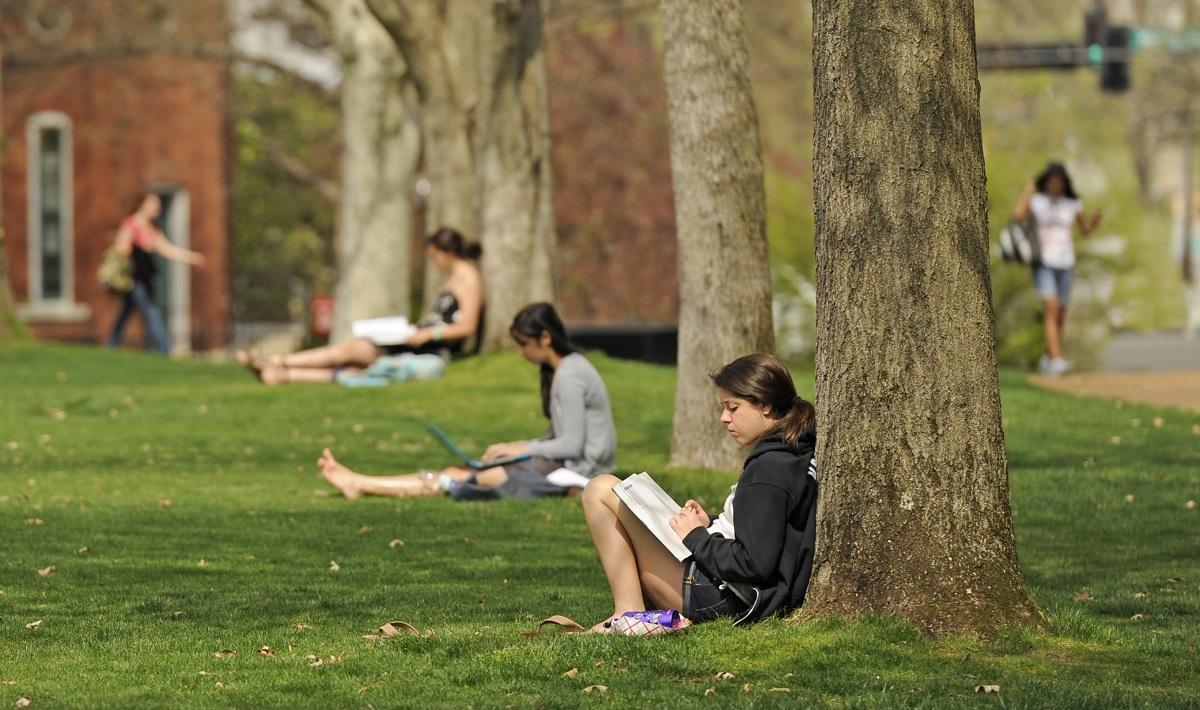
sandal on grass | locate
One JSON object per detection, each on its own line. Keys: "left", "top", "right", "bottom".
{"left": 519, "top": 615, "right": 587, "bottom": 637}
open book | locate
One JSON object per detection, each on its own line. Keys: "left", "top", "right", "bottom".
{"left": 612, "top": 472, "right": 692, "bottom": 561}
{"left": 351, "top": 316, "right": 416, "bottom": 346}
{"left": 613, "top": 472, "right": 758, "bottom": 608}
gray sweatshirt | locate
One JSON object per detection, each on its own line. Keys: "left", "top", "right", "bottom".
{"left": 525, "top": 353, "right": 616, "bottom": 477}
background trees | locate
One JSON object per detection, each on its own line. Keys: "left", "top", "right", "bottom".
{"left": 658, "top": 0, "right": 775, "bottom": 470}
{"left": 805, "top": 0, "right": 1040, "bottom": 635}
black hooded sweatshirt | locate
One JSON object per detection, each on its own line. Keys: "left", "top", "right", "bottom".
{"left": 681, "top": 432, "right": 818, "bottom": 625}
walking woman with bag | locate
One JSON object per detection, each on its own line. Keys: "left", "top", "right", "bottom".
{"left": 105, "top": 193, "right": 205, "bottom": 354}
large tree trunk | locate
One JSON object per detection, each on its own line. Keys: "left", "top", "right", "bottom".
{"left": 367, "top": 0, "right": 555, "bottom": 346}
{"left": 805, "top": 0, "right": 1040, "bottom": 635}
{"left": 474, "top": 0, "right": 556, "bottom": 349}
{"left": 324, "top": 0, "right": 421, "bottom": 342}
{"left": 659, "top": 0, "right": 775, "bottom": 470}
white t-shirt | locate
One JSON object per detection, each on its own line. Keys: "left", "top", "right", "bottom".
{"left": 1029, "top": 193, "right": 1082, "bottom": 269}
{"left": 706, "top": 483, "right": 737, "bottom": 539}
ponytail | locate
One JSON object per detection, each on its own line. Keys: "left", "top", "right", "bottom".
{"left": 710, "top": 353, "right": 816, "bottom": 453}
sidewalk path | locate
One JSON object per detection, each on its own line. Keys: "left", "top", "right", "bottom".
{"left": 1029, "top": 371, "right": 1200, "bottom": 413}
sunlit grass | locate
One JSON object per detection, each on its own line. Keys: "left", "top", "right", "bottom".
{"left": 1, "top": 344, "right": 1197, "bottom": 707}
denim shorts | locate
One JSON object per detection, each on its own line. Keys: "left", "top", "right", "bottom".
{"left": 1032, "top": 263, "right": 1073, "bottom": 304}
{"left": 681, "top": 561, "right": 747, "bottom": 623}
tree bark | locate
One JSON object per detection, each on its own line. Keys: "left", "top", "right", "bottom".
{"left": 805, "top": 0, "right": 1041, "bottom": 635}
{"left": 659, "top": 0, "right": 775, "bottom": 470}
{"left": 474, "top": 0, "right": 556, "bottom": 349}
{"left": 367, "top": 0, "right": 555, "bottom": 345}
{"left": 322, "top": 0, "right": 421, "bottom": 341}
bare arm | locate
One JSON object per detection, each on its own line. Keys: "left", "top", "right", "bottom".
{"left": 1012, "top": 182, "right": 1036, "bottom": 220}
{"left": 147, "top": 231, "right": 206, "bottom": 267}
{"left": 1077, "top": 209, "right": 1102, "bottom": 237}
{"left": 113, "top": 226, "right": 134, "bottom": 257}
{"left": 408, "top": 268, "right": 482, "bottom": 345}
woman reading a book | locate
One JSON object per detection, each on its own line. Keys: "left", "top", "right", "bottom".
{"left": 317, "top": 302, "right": 618, "bottom": 500}
{"left": 237, "top": 227, "right": 483, "bottom": 385}
{"left": 581, "top": 353, "right": 817, "bottom": 631}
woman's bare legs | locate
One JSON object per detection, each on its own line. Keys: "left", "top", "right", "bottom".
{"left": 282, "top": 338, "right": 380, "bottom": 369}
{"left": 581, "top": 474, "right": 685, "bottom": 632}
{"left": 316, "top": 449, "right": 509, "bottom": 499}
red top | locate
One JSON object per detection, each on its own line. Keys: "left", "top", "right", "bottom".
{"left": 122, "top": 216, "right": 156, "bottom": 250}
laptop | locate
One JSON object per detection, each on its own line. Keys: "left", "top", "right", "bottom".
{"left": 426, "top": 425, "right": 533, "bottom": 470}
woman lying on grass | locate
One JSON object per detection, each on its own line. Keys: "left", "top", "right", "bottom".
{"left": 581, "top": 353, "right": 817, "bottom": 631}
{"left": 319, "top": 302, "right": 617, "bottom": 501}
{"left": 238, "top": 227, "right": 483, "bottom": 385}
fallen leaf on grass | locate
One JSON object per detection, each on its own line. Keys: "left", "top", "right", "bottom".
{"left": 1109, "top": 436, "right": 1121, "bottom": 445}
{"left": 1187, "top": 500, "right": 1197, "bottom": 510}
{"left": 363, "top": 620, "right": 420, "bottom": 641}
{"left": 76, "top": 547, "right": 89, "bottom": 555}
{"left": 197, "top": 559, "right": 208, "bottom": 568}
{"left": 389, "top": 539, "right": 405, "bottom": 548}
{"left": 358, "top": 525, "right": 372, "bottom": 534}
{"left": 213, "top": 650, "right": 236, "bottom": 659}
{"left": 24, "top": 518, "right": 43, "bottom": 526}
{"left": 25, "top": 620, "right": 42, "bottom": 630}
{"left": 562, "top": 668, "right": 579, "bottom": 679}
{"left": 1, "top": 682, "right": 17, "bottom": 686}
{"left": 741, "top": 683, "right": 754, "bottom": 693}
{"left": 1072, "top": 591, "right": 1092, "bottom": 601}
{"left": 1152, "top": 417, "right": 1164, "bottom": 428}
{"left": 15, "top": 697, "right": 31, "bottom": 707}
{"left": 158, "top": 499, "right": 173, "bottom": 509}
{"left": 291, "top": 623, "right": 312, "bottom": 630}
{"left": 1130, "top": 613, "right": 1145, "bottom": 621}
{"left": 258, "top": 646, "right": 275, "bottom": 657}
{"left": 1124, "top": 494, "right": 1135, "bottom": 503}
{"left": 36, "top": 565, "right": 55, "bottom": 577}
{"left": 329, "top": 560, "right": 340, "bottom": 572}
{"left": 1134, "top": 592, "right": 1147, "bottom": 599}
{"left": 769, "top": 688, "right": 790, "bottom": 693}
{"left": 213, "top": 682, "right": 225, "bottom": 689}
{"left": 715, "top": 671, "right": 735, "bottom": 680}
{"left": 198, "top": 671, "right": 213, "bottom": 677}
{"left": 704, "top": 687, "right": 716, "bottom": 696}
{"left": 581, "top": 685, "right": 607, "bottom": 695}
{"left": 975, "top": 685, "right": 1000, "bottom": 694}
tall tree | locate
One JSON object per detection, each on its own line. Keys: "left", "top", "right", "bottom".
{"left": 364, "top": 0, "right": 481, "bottom": 306}
{"left": 659, "top": 0, "right": 775, "bottom": 470}
{"left": 367, "top": 0, "right": 556, "bottom": 348}
{"left": 473, "top": 0, "right": 556, "bottom": 348}
{"left": 313, "top": 0, "right": 421, "bottom": 341}
{"left": 805, "top": 0, "right": 1040, "bottom": 634}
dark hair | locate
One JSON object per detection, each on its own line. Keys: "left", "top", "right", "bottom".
{"left": 1034, "top": 162, "right": 1078, "bottom": 200}
{"left": 510, "top": 302, "right": 576, "bottom": 418}
{"left": 710, "top": 353, "right": 815, "bottom": 452}
{"left": 426, "top": 227, "right": 482, "bottom": 260}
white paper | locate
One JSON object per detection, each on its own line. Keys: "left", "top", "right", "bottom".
{"left": 613, "top": 472, "right": 692, "bottom": 561}
{"left": 351, "top": 316, "right": 416, "bottom": 346}
{"left": 545, "top": 468, "right": 592, "bottom": 489}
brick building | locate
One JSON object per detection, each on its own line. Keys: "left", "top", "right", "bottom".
{"left": 1, "top": 0, "right": 231, "bottom": 351}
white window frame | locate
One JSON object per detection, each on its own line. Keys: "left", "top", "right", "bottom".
{"left": 20, "top": 110, "right": 89, "bottom": 321}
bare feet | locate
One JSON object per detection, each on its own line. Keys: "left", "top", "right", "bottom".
{"left": 318, "top": 448, "right": 363, "bottom": 500}
{"left": 259, "top": 365, "right": 290, "bottom": 386}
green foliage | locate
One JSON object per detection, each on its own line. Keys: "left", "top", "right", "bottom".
{"left": 232, "top": 73, "right": 340, "bottom": 322}
{"left": 1, "top": 346, "right": 1198, "bottom": 707}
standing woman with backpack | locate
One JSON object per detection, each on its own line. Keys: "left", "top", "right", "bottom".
{"left": 1012, "top": 163, "right": 1102, "bottom": 375}
{"left": 105, "top": 193, "right": 206, "bottom": 354}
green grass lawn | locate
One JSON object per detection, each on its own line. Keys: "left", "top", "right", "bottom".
{"left": 1, "top": 344, "right": 1198, "bottom": 708}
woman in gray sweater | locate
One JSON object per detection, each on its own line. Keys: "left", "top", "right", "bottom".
{"left": 318, "top": 303, "right": 616, "bottom": 500}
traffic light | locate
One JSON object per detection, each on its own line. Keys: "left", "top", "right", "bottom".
{"left": 1100, "top": 25, "right": 1131, "bottom": 92}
